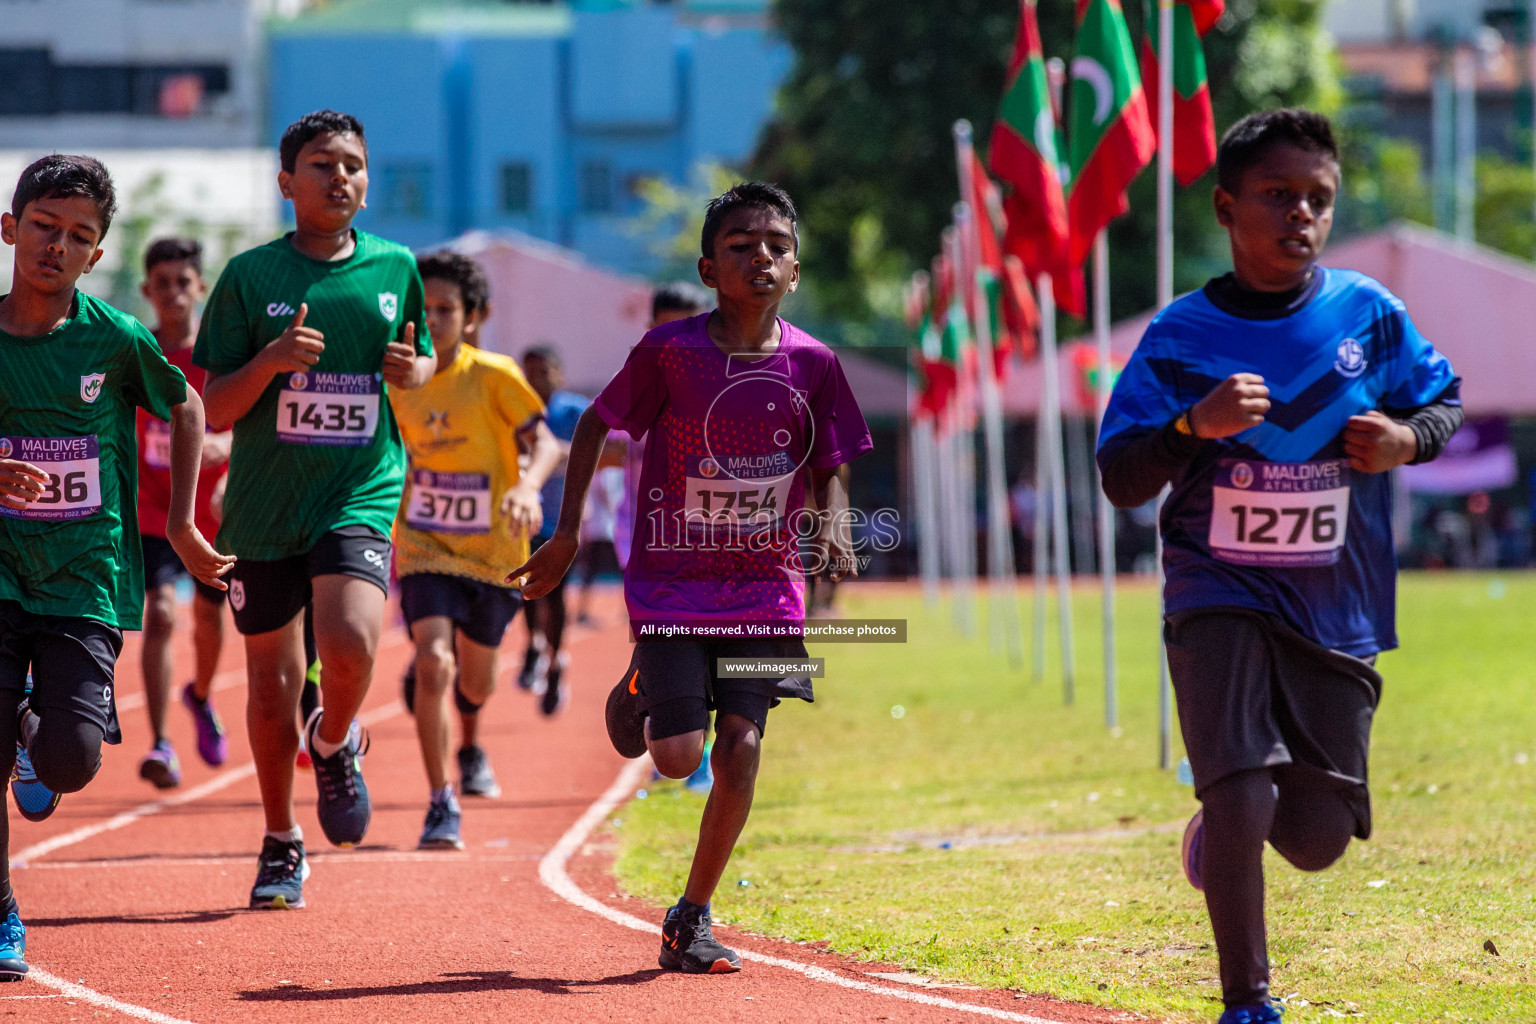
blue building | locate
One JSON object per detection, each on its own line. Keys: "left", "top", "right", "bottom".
{"left": 268, "top": 0, "right": 791, "bottom": 272}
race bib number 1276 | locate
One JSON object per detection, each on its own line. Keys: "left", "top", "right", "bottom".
{"left": 277, "top": 372, "right": 380, "bottom": 446}
{"left": 1208, "top": 458, "right": 1350, "bottom": 568}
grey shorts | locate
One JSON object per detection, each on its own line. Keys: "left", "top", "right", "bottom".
{"left": 1165, "top": 607, "right": 1382, "bottom": 839}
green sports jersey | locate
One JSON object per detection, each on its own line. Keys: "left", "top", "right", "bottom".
{"left": 193, "top": 230, "right": 432, "bottom": 560}
{"left": 0, "top": 290, "right": 188, "bottom": 628}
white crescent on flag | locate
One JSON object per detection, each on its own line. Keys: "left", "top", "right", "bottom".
{"left": 1071, "top": 56, "right": 1115, "bottom": 126}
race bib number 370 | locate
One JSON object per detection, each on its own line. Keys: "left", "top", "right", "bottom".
{"left": 0, "top": 435, "right": 103, "bottom": 521}
{"left": 1208, "top": 458, "right": 1350, "bottom": 568}
{"left": 277, "top": 372, "right": 381, "bottom": 446}
{"left": 405, "top": 470, "right": 491, "bottom": 535}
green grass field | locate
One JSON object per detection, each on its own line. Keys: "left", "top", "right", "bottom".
{"left": 610, "top": 573, "right": 1536, "bottom": 1023}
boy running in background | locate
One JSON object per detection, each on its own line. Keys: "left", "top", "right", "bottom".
{"left": 0, "top": 155, "right": 231, "bottom": 977}
{"left": 391, "top": 251, "right": 560, "bottom": 845}
{"left": 1097, "top": 110, "right": 1461, "bottom": 1024}
{"left": 135, "top": 237, "right": 232, "bottom": 787}
{"left": 196, "top": 110, "right": 435, "bottom": 908}
{"left": 516, "top": 347, "right": 588, "bottom": 715}
{"left": 511, "top": 182, "right": 871, "bottom": 973}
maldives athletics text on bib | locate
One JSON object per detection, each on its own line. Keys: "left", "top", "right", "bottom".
{"left": 404, "top": 469, "right": 492, "bottom": 535}
{"left": 683, "top": 451, "right": 795, "bottom": 532}
{"left": 0, "top": 435, "right": 103, "bottom": 521}
{"left": 1208, "top": 457, "right": 1351, "bottom": 567}
{"left": 276, "top": 371, "right": 381, "bottom": 446}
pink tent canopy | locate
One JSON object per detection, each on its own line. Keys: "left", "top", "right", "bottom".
{"left": 1000, "top": 222, "right": 1532, "bottom": 417}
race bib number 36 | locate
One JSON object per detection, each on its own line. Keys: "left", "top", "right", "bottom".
{"left": 1209, "top": 458, "right": 1350, "bottom": 568}
{"left": 405, "top": 470, "right": 491, "bottom": 534}
{"left": 0, "top": 435, "right": 103, "bottom": 521}
{"left": 683, "top": 453, "right": 795, "bottom": 531}
{"left": 277, "top": 372, "right": 380, "bottom": 446}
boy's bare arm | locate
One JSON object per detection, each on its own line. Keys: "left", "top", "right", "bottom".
{"left": 505, "top": 405, "right": 610, "bottom": 596}
{"left": 500, "top": 419, "right": 561, "bottom": 535}
{"left": 203, "top": 303, "right": 324, "bottom": 429}
{"left": 164, "top": 387, "right": 236, "bottom": 589}
{"left": 811, "top": 463, "right": 856, "bottom": 582}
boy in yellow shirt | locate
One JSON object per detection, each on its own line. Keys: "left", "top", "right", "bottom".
{"left": 390, "top": 252, "right": 560, "bottom": 847}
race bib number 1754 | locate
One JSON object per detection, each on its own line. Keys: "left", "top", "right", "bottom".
{"left": 1208, "top": 458, "right": 1350, "bottom": 568}
{"left": 277, "top": 372, "right": 380, "bottom": 446}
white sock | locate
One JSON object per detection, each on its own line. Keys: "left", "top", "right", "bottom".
{"left": 265, "top": 826, "right": 302, "bottom": 844}
{"left": 309, "top": 715, "right": 346, "bottom": 760}
{"left": 431, "top": 784, "right": 455, "bottom": 805}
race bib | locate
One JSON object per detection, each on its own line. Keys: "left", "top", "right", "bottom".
{"left": 1209, "top": 458, "right": 1350, "bottom": 567}
{"left": 143, "top": 418, "right": 172, "bottom": 469}
{"left": 405, "top": 470, "right": 491, "bottom": 534}
{"left": 683, "top": 452, "right": 795, "bottom": 531}
{"left": 0, "top": 435, "right": 103, "bottom": 521}
{"left": 276, "top": 372, "right": 380, "bottom": 446}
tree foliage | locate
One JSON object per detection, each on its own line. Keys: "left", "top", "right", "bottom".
{"left": 754, "top": 0, "right": 1337, "bottom": 332}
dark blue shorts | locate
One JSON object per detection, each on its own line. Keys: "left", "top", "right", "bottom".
{"left": 399, "top": 573, "right": 524, "bottom": 648}
{"left": 0, "top": 601, "right": 123, "bottom": 745}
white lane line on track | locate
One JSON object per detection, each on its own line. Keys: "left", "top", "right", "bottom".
{"left": 538, "top": 758, "right": 1073, "bottom": 1024}
{"left": 19, "top": 663, "right": 409, "bottom": 1023}
{"left": 27, "top": 968, "right": 199, "bottom": 1024}
{"left": 23, "top": 850, "right": 541, "bottom": 871}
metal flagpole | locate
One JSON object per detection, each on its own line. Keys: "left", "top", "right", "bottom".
{"left": 1531, "top": 0, "right": 1536, "bottom": 254}
{"left": 1038, "top": 275, "right": 1075, "bottom": 704}
{"left": 1031, "top": 275, "right": 1054, "bottom": 684}
{"left": 1454, "top": 44, "right": 1476, "bottom": 245}
{"left": 1155, "top": 0, "right": 1175, "bottom": 769}
{"left": 1094, "top": 232, "right": 1117, "bottom": 729}
{"left": 913, "top": 415, "right": 941, "bottom": 608}
{"left": 952, "top": 122, "right": 1023, "bottom": 665}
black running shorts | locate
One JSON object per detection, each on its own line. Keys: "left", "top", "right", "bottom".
{"left": 226, "top": 525, "right": 391, "bottom": 636}
{"left": 141, "top": 533, "right": 227, "bottom": 605}
{"left": 0, "top": 601, "right": 123, "bottom": 745}
{"left": 1165, "top": 607, "right": 1382, "bottom": 839}
{"left": 399, "top": 572, "right": 523, "bottom": 649}
{"left": 622, "top": 637, "right": 814, "bottom": 740}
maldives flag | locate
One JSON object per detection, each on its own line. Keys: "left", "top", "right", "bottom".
{"left": 1066, "top": 0, "right": 1156, "bottom": 268}
{"left": 1140, "top": 0, "right": 1223, "bottom": 186}
{"left": 989, "top": 0, "right": 1077, "bottom": 313}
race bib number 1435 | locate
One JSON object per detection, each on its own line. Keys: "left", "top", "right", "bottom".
{"left": 1208, "top": 458, "right": 1350, "bottom": 568}
{"left": 277, "top": 372, "right": 380, "bottom": 446}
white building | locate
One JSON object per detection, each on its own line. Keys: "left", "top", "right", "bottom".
{"left": 0, "top": 0, "right": 313, "bottom": 150}
{"left": 1325, "top": 0, "right": 1521, "bottom": 44}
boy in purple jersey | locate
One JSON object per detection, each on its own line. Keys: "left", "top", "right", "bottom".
{"left": 511, "top": 183, "right": 871, "bottom": 974}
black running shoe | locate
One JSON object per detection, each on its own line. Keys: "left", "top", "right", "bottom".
{"left": 303, "top": 709, "right": 371, "bottom": 848}
{"left": 659, "top": 901, "right": 741, "bottom": 974}
{"left": 457, "top": 744, "right": 501, "bottom": 798}
{"left": 539, "top": 652, "right": 569, "bottom": 717}
{"left": 249, "top": 835, "right": 309, "bottom": 909}
{"left": 605, "top": 668, "right": 647, "bottom": 759}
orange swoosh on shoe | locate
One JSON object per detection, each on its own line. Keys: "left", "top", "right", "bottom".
{"left": 627, "top": 669, "right": 640, "bottom": 695}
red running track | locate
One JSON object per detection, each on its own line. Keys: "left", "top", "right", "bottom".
{"left": 1, "top": 589, "right": 1145, "bottom": 1024}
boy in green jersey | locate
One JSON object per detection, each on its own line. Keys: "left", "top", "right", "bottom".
{"left": 0, "top": 155, "right": 232, "bottom": 979}
{"left": 195, "top": 110, "right": 435, "bottom": 909}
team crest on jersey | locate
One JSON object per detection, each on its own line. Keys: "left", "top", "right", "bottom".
{"left": 80, "top": 373, "right": 106, "bottom": 404}
{"left": 288, "top": 373, "right": 309, "bottom": 391}
{"left": 378, "top": 292, "right": 399, "bottom": 323}
{"left": 1230, "top": 463, "right": 1255, "bottom": 489}
{"left": 1334, "top": 337, "right": 1366, "bottom": 378}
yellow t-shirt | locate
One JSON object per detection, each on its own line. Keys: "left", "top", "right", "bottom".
{"left": 389, "top": 344, "right": 545, "bottom": 585}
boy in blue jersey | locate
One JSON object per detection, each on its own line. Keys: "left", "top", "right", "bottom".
{"left": 1097, "top": 110, "right": 1461, "bottom": 1024}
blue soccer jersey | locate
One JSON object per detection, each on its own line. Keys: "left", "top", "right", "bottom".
{"left": 1098, "top": 267, "right": 1459, "bottom": 656}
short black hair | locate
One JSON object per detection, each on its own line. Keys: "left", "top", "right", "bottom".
{"left": 651, "top": 280, "right": 711, "bottom": 320}
{"left": 279, "top": 109, "right": 367, "bottom": 174}
{"left": 700, "top": 181, "right": 798, "bottom": 260}
{"left": 144, "top": 236, "right": 203, "bottom": 276}
{"left": 10, "top": 154, "right": 117, "bottom": 240}
{"left": 417, "top": 250, "right": 490, "bottom": 316}
{"left": 522, "top": 345, "right": 560, "bottom": 368}
{"left": 1216, "top": 108, "right": 1338, "bottom": 195}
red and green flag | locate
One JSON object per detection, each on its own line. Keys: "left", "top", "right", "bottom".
{"left": 988, "top": 0, "right": 1073, "bottom": 308}
{"left": 1066, "top": 0, "right": 1156, "bottom": 268}
{"left": 1140, "top": 0, "right": 1223, "bottom": 186}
